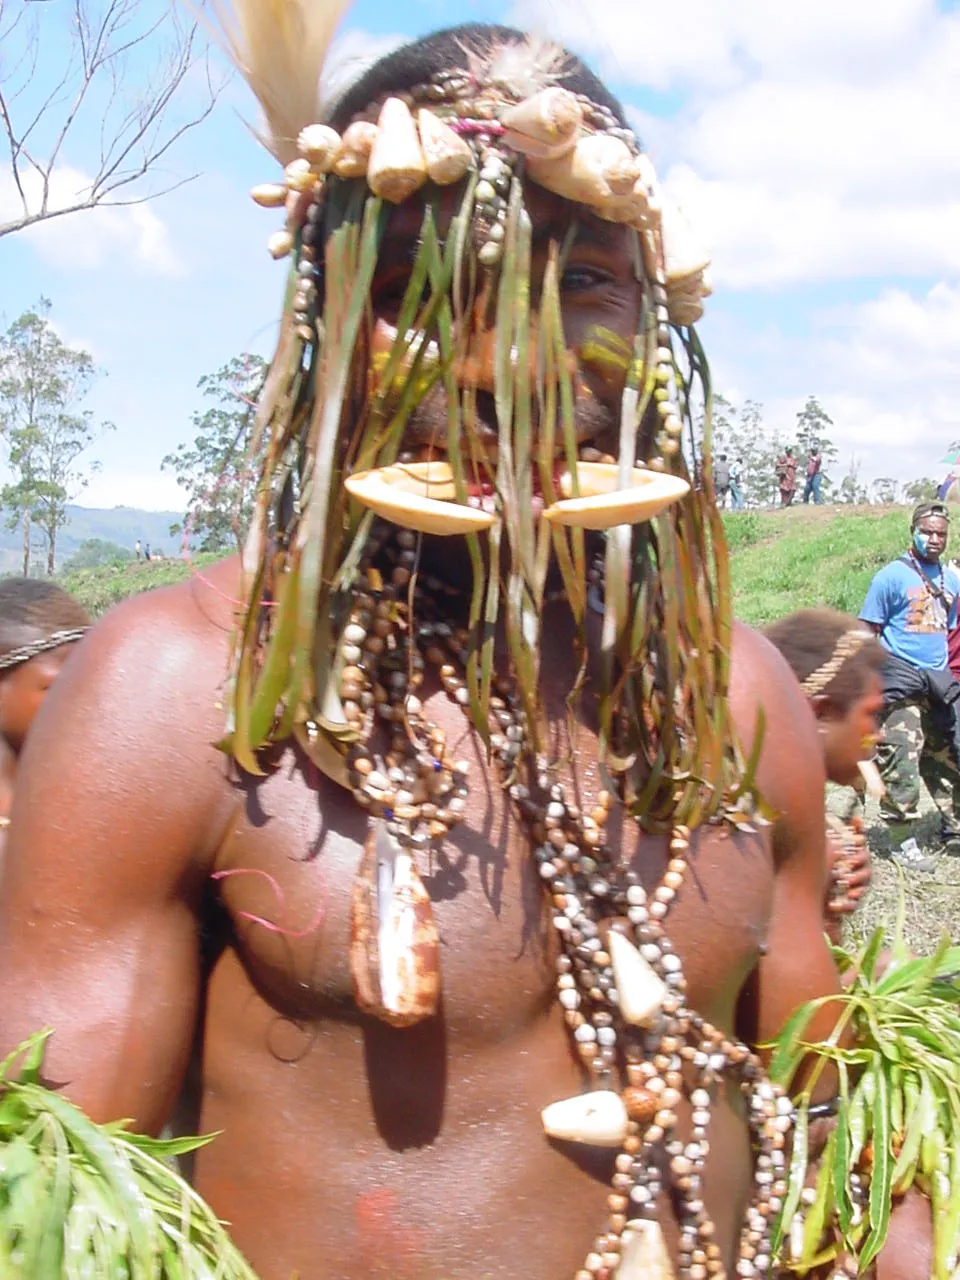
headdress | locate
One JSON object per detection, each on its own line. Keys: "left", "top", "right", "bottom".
{"left": 800, "top": 628, "right": 872, "bottom": 697}
{"left": 0, "top": 628, "right": 88, "bottom": 672}
{"left": 208, "top": 6, "right": 788, "bottom": 1275}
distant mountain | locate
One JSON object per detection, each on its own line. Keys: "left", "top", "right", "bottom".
{"left": 0, "top": 505, "right": 184, "bottom": 574}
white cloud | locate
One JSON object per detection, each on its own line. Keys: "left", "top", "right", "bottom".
{"left": 512, "top": 0, "right": 960, "bottom": 289}
{"left": 0, "top": 165, "right": 181, "bottom": 276}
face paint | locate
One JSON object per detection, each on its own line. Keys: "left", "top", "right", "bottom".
{"left": 914, "top": 530, "right": 931, "bottom": 558}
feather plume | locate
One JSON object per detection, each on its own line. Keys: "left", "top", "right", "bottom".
{"left": 209, "top": 0, "right": 352, "bottom": 164}
{"left": 466, "top": 36, "right": 569, "bottom": 101}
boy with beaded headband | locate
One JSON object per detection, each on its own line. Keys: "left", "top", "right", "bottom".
{"left": 0, "top": 6, "right": 931, "bottom": 1280}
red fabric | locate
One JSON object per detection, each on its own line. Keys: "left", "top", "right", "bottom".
{"left": 949, "top": 623, "right": 960, "bottom": 681}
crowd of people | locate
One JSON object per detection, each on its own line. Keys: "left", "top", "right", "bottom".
{"left": 0, "top": 11, "right": 954, "bottom": 1280}
{"left": 712, "top": 444, "right": 824, "bottom": 510}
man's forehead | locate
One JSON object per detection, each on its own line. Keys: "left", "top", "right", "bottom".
{"left": 378, "top": 181, "right": 632, "bottom": 256}
{"left": 918, "top": 516, "right": 948, "bottom": 531}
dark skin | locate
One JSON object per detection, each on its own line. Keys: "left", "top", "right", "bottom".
{"left": 812, "top": 670, "right": 884, "bottom": 931}
{"left": 0, "top": 184, "right": 889, "bottom": 1279}
{"left": 0, "top": 645, "right": 77, "bottom": 864}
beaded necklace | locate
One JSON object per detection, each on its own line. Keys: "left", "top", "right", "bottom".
{"left": 330, "top": 524, "right": 792, "bottom": 1280}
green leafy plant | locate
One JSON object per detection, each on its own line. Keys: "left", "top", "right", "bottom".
{"left": 0, "top": 1031, "right": 259, "bottom": 1278}
{"left": 769, "top": 895, "right": 960, "bottom": 1277}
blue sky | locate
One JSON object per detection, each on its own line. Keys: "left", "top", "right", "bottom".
{"left": 1, "top": 0, "right": 957, "bottom": 511}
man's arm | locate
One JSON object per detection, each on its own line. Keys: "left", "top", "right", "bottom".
{"left": 0, "top": 590, "right": 231, "bottom": 1132}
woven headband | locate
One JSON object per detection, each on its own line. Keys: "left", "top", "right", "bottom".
{"left": 0, "top": 628, "right": 88, "bottom": 673}
{"left": 800, "top": 629, "right": 872, "bottom": 697}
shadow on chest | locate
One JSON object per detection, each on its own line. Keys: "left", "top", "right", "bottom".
{"left": 207, "top": 745, "right": 772, "bottom": 1037}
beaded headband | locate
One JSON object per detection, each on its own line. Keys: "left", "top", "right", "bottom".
{"left": 0, "top": 628, "right": 88, "bottom": 673}
{"left": 800, "top": 629, "right": 872, "bottom": 697}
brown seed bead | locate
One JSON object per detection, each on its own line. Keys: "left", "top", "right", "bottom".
{"left": 608, "top": 1214, "right": 626, "bottom": 1235}
{"left": 623, "top": 1136, "right": 641, "bottom": 1154}
{"left": 606, "top": 1195, "right": 628, "bottom": 1214}
{"left": 353, "top": 757, "right": 373, "bottom": 775}
{"left": 622, "top": 1087, "right": 659, "bottom": 1124}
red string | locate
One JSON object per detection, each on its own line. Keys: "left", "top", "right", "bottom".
{"left": 211, "top": 866, "right": 325, "bottom": 939}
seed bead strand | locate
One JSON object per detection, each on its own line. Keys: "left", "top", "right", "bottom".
{"left": 409, "top": 559, "right": 792, "bottom": 1280}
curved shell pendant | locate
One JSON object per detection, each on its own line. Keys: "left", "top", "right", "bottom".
{"left": 350, "top": 821, "right": 441, "bottom": 1027}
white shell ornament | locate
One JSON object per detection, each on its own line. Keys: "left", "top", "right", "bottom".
{"left": 500, "top": 87, "right": 583, "bottom": 159}
{"left": 608, "top": 929, "right": 668, "bottom": 1027}
{"left": 619, "top": 1219, "right": 676, "bottom": 1280}
{"left": 284, "top": 157, "right": 317, "bottom": 193}
{"left": 541, "top": 1090, "right": 630, "bottom": 1147}
{"left": 367, "top": 97, "right": 427, "bottom": 203}
{"left": 543, "top": 463, "right": 690, "bottom": 530}
{"left": 333, "top": 121, "right": 378, "bottom": 179}
{"left": 297, "top": 123, "right": 341, "bottom": 172}
{"left": 267, "top": 230, "right": 294, "bottom": 260}
{"left": 527, "top": 135, "right": 636, "bottom": 209}
{"left": 344, "top": 461, "right": 496, "bottom": 536}
{"left": 250, "top": 183, "right": 288, "bottom": 208}
{"left": 417, "top": 108, "right": 473, "bottom": 186}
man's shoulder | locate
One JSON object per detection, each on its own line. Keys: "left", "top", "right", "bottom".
{"left": 47, "top": 556, "right": 241, "bottom": 753}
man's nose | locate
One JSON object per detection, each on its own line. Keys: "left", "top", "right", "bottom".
{"left": 454, "top": 322, "right": 543, "bottom": 394}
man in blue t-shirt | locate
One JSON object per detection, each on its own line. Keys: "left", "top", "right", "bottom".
{"left": 860, "top": 501, "right": 960, "bottom": 870}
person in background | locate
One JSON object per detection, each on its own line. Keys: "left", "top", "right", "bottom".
{"left": 144, "top": 542, "right": 151, "bottom": 561}
{"left": 859, "top": 501, "right": 960, "bottom": 872}
{"left": 802, "top": 444, "right": 823, "bottom": 505}
{"left": 729, "top": 456, "right": 744, "bottom": 509}
{"left": 135, "top": 539, "right": 142, "bottom": 561}
{"left": 775, "top": 445, "right": 797, "bottom": 506}
{"left": 713, "top": 452, "right": 731, "bottom": 508}
{"left": 0, "top": 579, "right": 90, "bottom": 857}
{"left": 764, "top": 609, "right": 884, "bottom": 942}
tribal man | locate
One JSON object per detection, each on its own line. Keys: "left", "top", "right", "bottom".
{"left": 0, "top": 10, "right": 912, "bottom": 1280}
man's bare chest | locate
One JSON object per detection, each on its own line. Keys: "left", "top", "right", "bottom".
{"left": 209, "top": 722, "right": 774, "bottom": 1036}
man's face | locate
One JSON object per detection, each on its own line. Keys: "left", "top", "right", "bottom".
{"left": 366, "top": 180, "right": 643, "bottom": 461}
{"left": 914, "top": 515, "right": 948, "bottom": 563}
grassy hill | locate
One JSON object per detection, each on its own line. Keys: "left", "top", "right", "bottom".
{"left": 60, "top": 502, "right": 915, "bottom": 623}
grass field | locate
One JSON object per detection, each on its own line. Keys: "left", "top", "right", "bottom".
{"left": 56, "top": 503, "right": 956, "bottom": 951}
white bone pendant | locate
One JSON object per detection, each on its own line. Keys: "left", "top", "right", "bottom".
{"left": 417, "top": 109, "right": 472, "bottom": 185}
{"left": 541, "top": 1090, "right": 629, "bottom": 1147}
{"left": 619, "top": 1219, "right": 676, "bottom": 1279}
{"left": 608, "top": 929, "right": 668, "bottom": 1027}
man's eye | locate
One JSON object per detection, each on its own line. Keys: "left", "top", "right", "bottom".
{"left": 561, "top": 266, "right": 609, "bottom": 293}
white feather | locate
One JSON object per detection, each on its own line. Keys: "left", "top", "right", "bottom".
{"left": 208, "top": 0, "right": 352, "bottom": 163}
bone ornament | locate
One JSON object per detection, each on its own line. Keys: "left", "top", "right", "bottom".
{"left": 367, "top": 97, "right": 427, "bottom": 203}
{"left": 607, "top": 928, "right": 668, "bottom": 1027}
{"left": 499, "top": 86, "right": 583, "bottom": 159}
{"left": 543, "top": 463, "right": 690, "bottom": 530}
{"left": 619, "top": 1219, "right": 676, "bottom": 1280}
{"left": 417, "top": 109, "right": 473, "bottom": 185}
{"left": 541, "top": 1090, "right": 630, "bottom": 1147}
{"left": 333, "top": 121, "right": 379, "bottom": 179}
{"left": 344, "top": 461, "right": 496, "bottom": 535}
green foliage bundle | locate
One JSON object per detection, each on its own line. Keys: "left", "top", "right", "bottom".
{"left": 0, "top": 1031, "right": 258, "bottom": 1278}
{"left": 770, "top": 903, "right": 960, "bottom": 1277}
